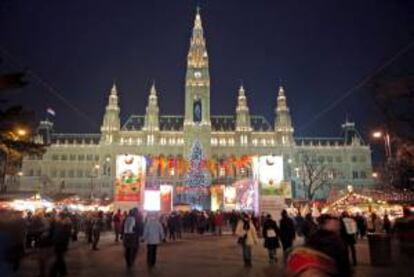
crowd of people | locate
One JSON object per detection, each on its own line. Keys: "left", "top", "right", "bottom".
{"left": 0, "top": 206, "right": 413, "bottom": 276}
{"left": 234, "top": 208, "right": 414, "bottom": 276}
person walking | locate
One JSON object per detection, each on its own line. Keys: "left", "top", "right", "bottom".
{"left": 235, "top": 213, "right": 259, "bottom": 267}
{"left": 123, "top": 209, "right": 139, "bottom": 269}
{"left": 113, "top": 209, "right": 122, "bottom": 242}
{"left": 84, "top": 213, "right": 93, "bottom": 244}
{"left": 383, "top": 214, "right": 391, "bottom": 234}
{"left": 354, "top": 213, "right": 367, "bottom": 239}
{"left": 340, "top": 212, "right": 358, "bottom": 266}
{"left": 302, "top": 213, "right": 317, "bottom": 242}
{"left": 279, "top": 210, "right": 296, "bottom": 256}
{"left": 91, "top": 211, "right": 104, "bottom": 250}
{"left": 294, "top": 213, "right": 305, "bottom": 237}
{"left": 262, "top": 214, "right": 280, "bottom": 264}
{"left": 286, "top": 214, "right": 351, "bottom": 277}
{"left": 367, "top": 212, "right": 379, "bottom": 233}
{"left": 70, "top": 213, "right": 80, "bottom": 242}
{"left": 49, "top": 212, "right": 72, "bottom": 277}
{"left": 229, "top": 211, "right": 238, "bottom": 235}
{"left": 214, "top": 211, "right": 224, "bottom": 236}
{"left": 167, "top": 213, "right": 177, "bottom": 241}
{"left": 143, "top": 213, "right": 165, "bottom": 268}
{"left": 394, "top": 207, "right": 414, "bottom": 256}
{"left": 35, "top": 212, "right": 54, "bottom": 277}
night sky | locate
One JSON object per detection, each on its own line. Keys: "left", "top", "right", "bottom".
{"left": 0, "top": 0, "right": 413, "bottom": 144}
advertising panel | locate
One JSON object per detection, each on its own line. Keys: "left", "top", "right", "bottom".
{"left": 253, "top": 155, "right": 291, "bottom": 197}
{"left": 144, "top": 190, "right": 160, "bottom": 211}
{"left": 211, "top": 185, "right": 224, "bottom": 211}
{"left": 234, "top": 178, "right": 257, "bottom": 211}
{"left": 160, "top": 185, "right": 173, "bottom": 213}
{"left": 224, "top": 186, "right": 236, "bottom": 207}
{"left": 115, "top": 155, "right": 146, "bottom": 203}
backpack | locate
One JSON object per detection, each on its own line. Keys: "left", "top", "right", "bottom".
{"left": 343, "top": 217, "right": 357, "bottom": 235}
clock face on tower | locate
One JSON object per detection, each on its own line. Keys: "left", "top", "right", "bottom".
{"left": 194, "top": 71, "right": 202, "bottom": 79}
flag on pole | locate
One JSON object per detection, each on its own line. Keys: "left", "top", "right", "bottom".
{"left": 46, "top": 108, "right": 56, "bottom": 116}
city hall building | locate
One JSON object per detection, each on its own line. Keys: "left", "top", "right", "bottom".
{"left": 17, "top": 10, "right": 373, "bottom": 209}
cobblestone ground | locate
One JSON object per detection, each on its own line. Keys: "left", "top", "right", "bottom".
{"left": 15, "top": 232, "right": 413, "bottom": 277}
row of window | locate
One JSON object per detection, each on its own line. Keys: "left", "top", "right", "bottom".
{"left": 352, "top": 171, "right": 368, "bottom": 179}
{"left": 291, "top": 155, "right": 367, "bottom": 164}
{"left": 26, "top": 166, "right": 111, "bottom": 178}
{"left": 51, "top": 154, "right": 100, "bottom": 161}
{"left": 58, "top": 183, "right": 112, "bottom": 189}
{"left": 41, "top": 154, "right": 367, "bottom": 164}
{"left": 211, "top": 138, "right": 236, "bottom": 146}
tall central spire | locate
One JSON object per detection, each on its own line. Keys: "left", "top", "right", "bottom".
{"left": 188, "top": 7, "right": 208, "bottom": 69}
{"left": 185, "top": 7, "right": 211, "bottom": 125}
{"left": 184, "top": 7, "right": 211, "bottom": 158}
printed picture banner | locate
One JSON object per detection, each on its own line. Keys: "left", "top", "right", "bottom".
{"left": 253, "top": 155, "right": 291, "bottom": 197}
{"left": 115, "top": 155, "right": 146, "bottom": 203}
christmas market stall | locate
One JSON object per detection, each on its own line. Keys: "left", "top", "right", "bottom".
{"left": 324, "top": 186, "right": 404, "bottom": 219}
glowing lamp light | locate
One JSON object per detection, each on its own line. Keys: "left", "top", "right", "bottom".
{"left": 372, "top": 172, "right": 378, "bottom": 178}
{"left": 372, "top": 131, "right": 382, "bottom": 138}
{"left": 16, "top": 128, "right": 28, "bottom": 137}
{"left": 144, "top": 190, "right": 160, "bottom": 211}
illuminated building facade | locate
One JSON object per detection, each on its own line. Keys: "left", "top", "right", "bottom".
{"left": 18, "top": 10, "right": 373, "bottom": 203}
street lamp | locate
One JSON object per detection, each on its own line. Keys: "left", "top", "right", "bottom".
{"left": 372, "top": 131, "right": 382, "bottom": 139}
{"left": 90, "top": 164, "right": 100, "bottom": 199}
{"left": 16, "top": 128, "right": 28, "bottom": 137}
{"left": 372, "top": 130, "right": 392, "bottom": 160}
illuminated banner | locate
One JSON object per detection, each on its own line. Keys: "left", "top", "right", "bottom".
{"left": 160, "top": 185, "right": 173, "bottom": 213}
{"left": 253, "top": 155, "right": 291, "bottom": 197}
{"left": 211, "top": 185, "right": 224, "bottom": 211}
{"left": 144, "top": 190, "right": 161, "bottom": 211}
{"left": 224, "top": 186, "right": 236, "bottom": 206}
{"left": 115, "top": 155, "right": 146, "bottom": 203}
{"left": 234, "top": 179, "right": 257, "bottom": 211}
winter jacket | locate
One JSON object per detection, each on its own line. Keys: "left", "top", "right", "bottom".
{"left": 235, "top": 219, "right": 259, "bottom": 246}
{"left": 143, "top": 218, "right": 165, "bottom": 245}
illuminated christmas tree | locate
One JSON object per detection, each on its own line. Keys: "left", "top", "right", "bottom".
{"left": 186, "top": 140, "right": 210, "bottom": 187}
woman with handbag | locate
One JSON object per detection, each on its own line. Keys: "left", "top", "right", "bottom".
{"left": 235, "top": 213, "right": 259, "bottom": 267}
{"left": 262, "top": 214, "right": 281, "bottom": 264}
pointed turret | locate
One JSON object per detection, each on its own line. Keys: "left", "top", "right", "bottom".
{"left": 100, "top": 82, "right": 120, "bottom": 144}
{"left": 236, "top": 84, "right": 251, "bottom": 132}
{"left": 144, "top": 82, "right": 160, "bottom": 131}
{"left": 274, "top": 86, "right": 294, "bottom": 145}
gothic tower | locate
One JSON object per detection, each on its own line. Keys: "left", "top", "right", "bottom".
{"left": 235, "top": 84, "right": 252, "bottom": 146}
{"left": 144, "top": 83, "right": 160, "bottom": 131}
{"left": 184, "top": 8, "right": 211, "bottom": 158}
{"left": 100, "top": 83, "right": 120, "bottom": 144}
{"left": 143, "top": 83, "right": 160, "bottom": 147}
{"left": 274, "top": 86, "right": 294, "bottom": 145}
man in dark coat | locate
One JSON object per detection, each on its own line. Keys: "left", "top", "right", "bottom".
{"left": 340, "top": 212, "right": 357, "bottom": 266}
{"left": 49, "top": 212, "right": 72, "bottom": 277}
{"left": 91, "top": 211, "right": 105, "bottom": 250}
{"left": 279, "top": 210, "right": 296, "bottom": 255}
{"left": 302, "top": 213, "right": 318, "bottom": 242}
{"left": 262, "top": 214, "right": 280, "bottom": 263}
